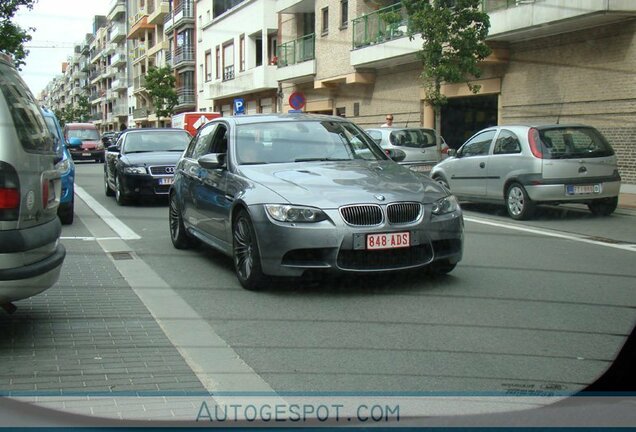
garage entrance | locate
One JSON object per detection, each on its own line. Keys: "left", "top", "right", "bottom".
{"left": 441, "top": 95, "right": 498, "bottom": 149}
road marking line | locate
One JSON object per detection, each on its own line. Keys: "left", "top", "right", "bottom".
{"left": 74, "top": 185, "right": 141, "bottom": 240}
{"left": 60, "top": 236, "right": 121, "bottom": 241}
{"left": 464, "top": 216, "right": 636, "bottom": 252}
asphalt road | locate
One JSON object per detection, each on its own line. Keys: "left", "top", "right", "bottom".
{"left": 59, "top": 162, "right": 636, "bottom": 397}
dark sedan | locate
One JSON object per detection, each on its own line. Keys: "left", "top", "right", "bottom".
{"left": 104, "top": 128, "right": 192, "bottom": 205}
{"left": 169, "top": 114, "right": 464, "bottom": 290}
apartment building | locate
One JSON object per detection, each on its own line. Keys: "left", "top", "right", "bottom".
{"left": 275, "top": 0, "right": 636, "bottom": 183}
{"left": 88, "top": 16, "right": 109, "bottom": 131}
{"left": 165, "top": 0, "right": 197, "bottom": 113}
{"left": 108, "top": 0, "right": 130, "bottom": 131}
{"left": 196, "top": 0, "right": 279, "bottom": 115}
{"left": 128, "top": 0, "right": 171, "bottom": 128}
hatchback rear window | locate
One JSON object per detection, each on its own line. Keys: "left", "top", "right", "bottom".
{"left": 389, "top": 129, "right": 436, "bottom": 148}
{"left": 539, "top": 127, "right": 614, "bottom": 159}
{"left": 0, "top": 63, "right": 55, "bottom": 154}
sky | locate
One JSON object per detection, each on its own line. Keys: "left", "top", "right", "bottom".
{"left": 14, "top": 0, "right": 112, "bottom": 96}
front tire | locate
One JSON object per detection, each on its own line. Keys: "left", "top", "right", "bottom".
{"left": 233, "top": 210, "right": 266, "bottom": 291}
{"left": 105, "top": 171, "right": 115, "bottom": 197}
{"left": 115, "top": 175, "right": 128, "bottom": 206}
{"left": 588, "top": 197, "right": 618, "bottom": 216}
{"left": 58, "top": 199, "right": 74, "bottom": 225}
{"left": 169, "top": 193, "right": 196, "bottom": 249}
{"left": 506, "top": 182, "right": 535, "bottom": 220}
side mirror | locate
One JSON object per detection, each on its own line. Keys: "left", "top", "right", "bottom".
{"left": 448, "top": 149, "right": 457, "bottom": 157}
{"left": 68, "top": 137, "right": 83, "bottom": 147}
{"left": 198, "top": 153, "right": 226, "bottom": 170}
{"left": 385, "top": 148, "right": 406, "bottom": 162}
{"left": 107, "top": 145, "right": 119, "bottom": 152}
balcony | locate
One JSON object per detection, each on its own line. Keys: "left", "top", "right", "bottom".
{"left": 165, "top": 50, "right": 172, "bottom": 66}
{"left": 90, "top": 47, "right": 104, "bottom": 64}
{"left": 350, "top": 3, "right": 421, "bottom": 69}
{"left": 209, "top": 65, "right": 277, "bottom": 99}
{"left": 112, "top": 74, "right": 128, "bottom": 91}
{"left": 133, "top": 107, "right": 149, "bottom": 120}
{"left": 111, "top": 50, "right": 127, "bottom": 67}
{"left": 148, "top": 0, "right": 170, "bottom": 25}
{"left": 173, "top": 46, "right": 195, "bottom": 68}
{"left": 110, "top": 23, "right": 126, "bottom": 42}
{"left": 485, "top": 0, "right": 636, "bottom": 42}
{"left": 277, "top": 33, "right": 316, "bottom": 83}
{"left": 165, "top": 0, "right": 194, "bottom": 33}
{"left": 128, "top": 8, "right": 154, "bottom": 39}
{"left": 133, "top": 75, "right": 147, "bottom": 92}
{"left": 89, "top": 70, "right": 101, "bottom": 83}
{"left": 131, "top": 45, "right": 147, "bottom": 63}
{"left": 90, "top": 112, "right": 103, "bottom": 122}
{"left": 176, "top": 88, "right": 196, "bottom": 109}
{"left": 113, "top": 105, "right": 128, "bottom": 117}
{"left": 276, "top": 0, "right": 316, "bottom": 14}
{"left": 108, "top": 0, "right": 126, "bottom": 21}
{"left": 148, "top": 40, "right": 169, "bottom": 57}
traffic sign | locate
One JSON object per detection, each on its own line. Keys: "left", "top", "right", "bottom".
{"left": 234, "top": 98, "right": 245, "bottom": 115}
{"left": 288, "top": 92, "right": 306, "bottom": 110}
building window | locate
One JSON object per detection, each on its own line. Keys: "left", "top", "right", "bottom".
{"left": 215, "top": 46, "right": 220, "bottom": 79}
{"left": 321, "top": 7, "right": 329, "bottom": 35}
{"left": 239, "top": 34, "right": 245, "bottom": 72}
{"left": 340, "top": 1, "right": 348, "bottom": 29}
{"left": 205, "top": 50, "right": 212, "bottom": 81}
{"left": 223, "top": 42, "right": 235, "bottom": 81}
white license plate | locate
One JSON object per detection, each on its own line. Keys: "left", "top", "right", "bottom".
{"left": 366, "top": 232, "right": 410, "bottom": 250}
{"left": 159, "top": 177, "right": 174, "bottom": 185}
{"left": 566, "top": 184, "right": 601, "bottom": 195}
{"left": 409, "top": 165, "right": 432, "bottom": 173}
{"left": 82, "top": 152, "right": 91, "bottom": 157}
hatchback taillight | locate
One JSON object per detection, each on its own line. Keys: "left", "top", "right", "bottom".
{"left": 0, "top": 161, "right": 20, "bottom": 220}
{"left": 528, "top": 128, "right": 543, "bottom": 159}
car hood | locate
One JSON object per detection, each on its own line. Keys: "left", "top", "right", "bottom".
{"left": 239, "top": 160, "right": 448, "bottom": 208}
{"left": 121, "top": 152, "right": 183, "bottom": 166}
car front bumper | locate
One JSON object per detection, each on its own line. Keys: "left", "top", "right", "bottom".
{"left": 120, "top": 174, "right": 173, "bottom": 198}
{"left": 249, "top": 205, "right": 464, "bottom": 277}
{"left": 69, "top": 149, "right": 104, "bottom": 161}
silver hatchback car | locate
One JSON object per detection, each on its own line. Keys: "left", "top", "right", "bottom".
{"left": 430, "top": 125, "right": 621, "bottom": 220}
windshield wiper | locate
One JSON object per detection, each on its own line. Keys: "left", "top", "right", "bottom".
{"left": 294, "top": 157, "right": 350, "bottom": 162}
{"left": 124, "top": 150, "right": 153, "bottom": 154}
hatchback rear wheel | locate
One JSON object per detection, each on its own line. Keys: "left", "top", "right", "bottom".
{"left": 588, "top": 197, "right": 618, "bottom": 216}
{"left": 506, "top": 183, "right": 535, "bottom": 220}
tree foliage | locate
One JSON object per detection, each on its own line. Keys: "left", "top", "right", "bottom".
{"left": 0, "top": 0, "right": 37, "bottom": 70}
{"left": 54, "top": 95, "right": 90, "bottom": 126}
{"left": 402, "top": 0, "right": 491, "bottom": 109}
{"left": 145, "top": 66, "right": 178, "bottom": 119}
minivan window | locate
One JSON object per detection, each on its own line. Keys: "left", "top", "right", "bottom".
{"left": 0, "top": 64, "right": 55, "bottom": 153}
{"left": 540, "top": 127, "right": 614, "bottom": 159}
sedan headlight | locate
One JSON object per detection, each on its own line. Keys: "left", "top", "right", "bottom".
{"left": 265, "top": 204, "right": 327, "bottom": 223}
{"left": 55, "top": 158, "right": 71, "bottom": 175}
{"left": 432, "top": 195, "right": 460, "bottom": 215}
{"left": 123, "top": 166, "right": 147, "bottom": 174}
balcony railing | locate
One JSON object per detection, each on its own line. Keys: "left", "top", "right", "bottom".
{"left": 173, "top": 46, "right": 195, "bottom": 66}
{"left": 110, "top": 23, "right": 126, "bottom": 41}
{"left": 131, "top": 45, "right": 147, "bottom": 62}
{"left": 133, "top": 107, "right": 149, "bottom": 119}
{"left": 165, "top": 50, "right": 172, "bottom": 66}
{"left": 130, "top": 8, "right": 148, "bottom": 26}
{"left": 113, "top": 105, "right": 128, "bottom": 117}
{"left": 223, "top": 65, "right": 235, "bottom": 81}
{"left": 352, "top": 3, "right": 408, "bottom": 49}
{"left": 177, "top": 88, "right": 196, "bottom": 105}
{"left": 277, "top": 33, "right": 315, "bottom": 67}
{"left": 133, "top": 75, "right": 146, "bottom": 90}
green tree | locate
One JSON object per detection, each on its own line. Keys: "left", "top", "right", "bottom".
{"left": 402, "top": 0, "right": 491, "bottom": 150}
{"left": 0, "top": 0, "right": 37, "bottom": 70}
{"left": 145, "top": 65, "right": 178, "bottom": 119}
{"left": 75, "top": 95, "right": 90, "bottom": 122}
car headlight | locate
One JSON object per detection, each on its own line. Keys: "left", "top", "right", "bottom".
{"left": 123, "top": 166, "right": 147, "bottom": 174}
{"left": 431, "top": 195, "right": 460, "bottom": 215}
{"left": 265, "top": 204, "right": 327, "bottom": 223}
{"left": 55, "top": 158, "right": 71, "bottom": 174}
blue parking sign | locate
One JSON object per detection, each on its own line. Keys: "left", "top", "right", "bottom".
{"left": 234, "top": 98, "right": 245, "bottom": 115}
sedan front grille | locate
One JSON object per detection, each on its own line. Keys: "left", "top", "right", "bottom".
{"left": 340, "top": 205, "right": 383, "bottom": 226}
{"left": 149, "top": 165, "right": 176, "bottom": 176}
{"left": 387, "top": 202, "right": 422, "bottom": 224}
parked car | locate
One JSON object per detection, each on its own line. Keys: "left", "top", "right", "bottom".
{"left": 101, "top": 131, "right": 119, "bottom": 147}
{"left": 365, "top": 127, "right": 450, "bottom": 173}
{"left": 430, "top": 124, "right": 621, "bottom": 220}
{"left": 63, "top": 122, "right": 104, "bottom": 162}
{"left": 0, "top": 53, "right": 66, "bottom": 312}
{"left": 169, "top": 114, "right": 464, "bottom": 290}
{"left": 41, "top": 107, "right": 75, "bottom": 224}
{"left": 104, "top": 128, "right": 192, "bottom": 205}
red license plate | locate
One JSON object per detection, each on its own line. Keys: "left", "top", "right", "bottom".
{"left": 366, "top": 232, "right": 410, "bottom": 250}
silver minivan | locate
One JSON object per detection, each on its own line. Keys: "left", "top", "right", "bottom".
{"left": 430, "top": 125, "right": 621, "bottom": 220}
{"left": 0, "top": 54, "right": 66, "bottom": 313}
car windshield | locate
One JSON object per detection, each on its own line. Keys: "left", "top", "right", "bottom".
{"left": 67, "top": 128, "right": 100, "bottom": 140}
{"left": 235, "top": 120, "right": 387, "bottom": 165}
{"left": 389, "top": 129, "right": 436, "bottom": 148}
{"left": 539, "top": 127, "right": 615, "bottom": 159}
{"left": 123, "top": 131, "right": 191, "bottom": 153}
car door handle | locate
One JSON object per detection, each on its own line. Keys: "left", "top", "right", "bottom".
{"left": 479, "top": 162, "right": 486, "bottom": 168}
